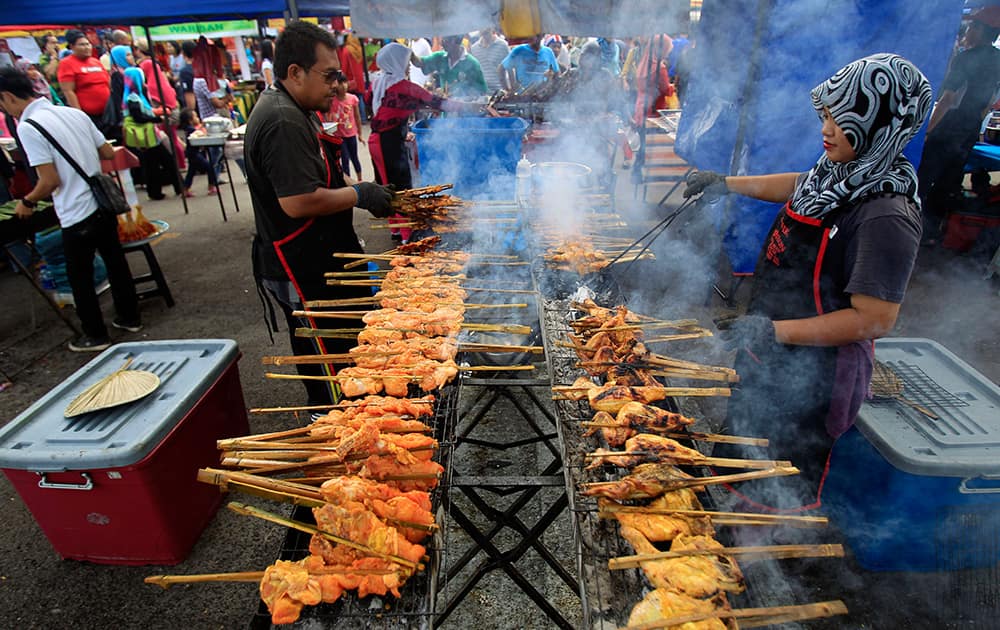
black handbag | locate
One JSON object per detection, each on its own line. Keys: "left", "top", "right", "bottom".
{"left": 23, "top": 119, "right": 132, "bottom": 216}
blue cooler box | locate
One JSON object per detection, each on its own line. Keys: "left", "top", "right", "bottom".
{"left": 824, "top": 338, "right": 1000, "bottom": 571}
{"left": 412, "top": 117, "right": 528, "bottom": 199}
{"left": 0, "top": 340, "right": 248, "bottom": 565}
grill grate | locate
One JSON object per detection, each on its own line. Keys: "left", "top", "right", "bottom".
{"left": 247, "top": 384, "right": 460, "bottom": 630}
{"left": 872, "top": 360, "right": 970, "bottom": 409}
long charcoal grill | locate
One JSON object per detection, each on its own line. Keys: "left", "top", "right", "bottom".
{"left": 431, "top": 251, "right": 585, "bottom": 629}
{"left": 540, "top": 286, "right": 808, "bottom": 628}
{"left": 248, "top": 383, "right": 461, "bottom": 630}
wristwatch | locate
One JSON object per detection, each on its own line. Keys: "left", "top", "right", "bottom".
{"left": 21, "top": 198, "right": 37, "bottom": 209}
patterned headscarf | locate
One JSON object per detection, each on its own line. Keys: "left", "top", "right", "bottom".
{"left": 790, "top": 53, "right": 932, "bottom": 219}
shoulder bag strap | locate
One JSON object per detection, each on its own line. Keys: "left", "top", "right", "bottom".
{"left": 23, "top": 118, "right": 94, "bottom": 182}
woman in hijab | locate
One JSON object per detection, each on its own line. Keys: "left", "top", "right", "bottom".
{"left": 122, "top": 67, "right": 181, "bottom": 200}
{"left": 632, "top": 34, "right": 674, "bottom": 126}
{"left": 683, "top": 54, "right": 932, "bottom": 513}
{"left": 15, "top": 60, "right": 56, "bottom": 102}
{"left": 367, "top": 42, "right": 473, "bottom": 243}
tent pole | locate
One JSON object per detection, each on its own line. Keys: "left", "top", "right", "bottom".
{"left": 287, "top": 0, "right": 300, "bottom": 21}
{"left": 143, "top": 24, "right": 188, "bottom": 214}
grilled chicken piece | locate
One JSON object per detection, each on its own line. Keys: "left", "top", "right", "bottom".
{"left": 588, "top": 384, "right": 667, "bottom": 413}
{"left": 312, "top": 503, "right": 427, "bottom": 568}
{"left": 627, "top": 588, "right": 731, "bottom": 630}
{"left": 587, "top": 402, "right": 695, "bottom": 447}
{"left": 358, "top": 454, "right": 444, "bottom": 491}
{"left": 657, "top": 534, "right": 746, "bottom": 598}
{"left": 260, "top": 560, "right": 322, "bottom": 625}
{"left": 601, "top": 489, "right": 713, "bottom": 543}
{"left": 581, "top": 463, "right": 702, "bottom": 500}
{"left": 586, "top": 434, "right": 706, "bottom": 469}
{"left": 607, "top": 365, "right": 661, "bottom": 387}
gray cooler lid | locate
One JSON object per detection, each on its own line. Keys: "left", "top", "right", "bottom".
{"left": 0, "top": 340, "right": 239, "bottom": 472}
{"left": 855, "top": 338, "right": 1000, "bottom": 477}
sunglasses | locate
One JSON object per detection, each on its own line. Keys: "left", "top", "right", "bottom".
{"left": 305, "top": 67, "right": 342, "bottom": 84}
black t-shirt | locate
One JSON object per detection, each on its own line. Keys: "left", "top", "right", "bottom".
{"left": 935, "top": 45, "right": 1000, "bottom": 140}
{"left": 179, "top": 64, "right": 194, "bottom": 95}
{"left": 245, "top": 83, "right": 337, "bottom": 280}
{"left": 824, "top": 194, "right": 922, "bottom": 307}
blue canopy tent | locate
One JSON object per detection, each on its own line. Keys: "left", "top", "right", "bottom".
{"left": 0, "top": 1, "right": 349, "bottom": 25}
{"left": 676, "top": 0, "right": 965, "bottom": 274}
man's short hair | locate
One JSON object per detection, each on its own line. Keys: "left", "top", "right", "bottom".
{"left": 181, "top": 40, "right": 197, "bottom": 58}
{"left": 65, "top": 29, "right": 87, "bottom": 47}
{"left": 274, "top": 21, "right": 338, "bottom": 81}
{"left": 0, "top": 67, "right": 38, "bottom": 100}
{"left": 112, "top": 29, "right": 131, "bottom": 44}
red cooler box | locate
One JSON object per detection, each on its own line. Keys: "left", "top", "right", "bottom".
{"left": 0, "top": 340, "right": 248, "bottom": 565}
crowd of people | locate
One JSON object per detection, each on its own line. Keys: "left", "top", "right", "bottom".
{"left": 1, "top": 29, "right": 284, "bottom": 201}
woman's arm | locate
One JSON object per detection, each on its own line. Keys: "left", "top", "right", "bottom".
{"left": 775, "top": 294, "right": 900, "bottom": 347}
{"left": 353, "top": 103, "right": 364, "bottom": 141}
{"left": 263, "top": 66, "right": 274, "bottom": 86}
{"left": 725, "top": 172, "right": 800, "bottom": 202}
{"left": 61, "top": 82, "right": 80, "bottom": 109}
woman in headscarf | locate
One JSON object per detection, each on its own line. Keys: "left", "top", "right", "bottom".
{"left": 367, "top": 42, "right": 474, "bottom": 243}
{"left": 632, "top": 34, "right": 674, "bottom": 126}
{"left": 683, "top": 54, "right": 932, "bottom": 513}
{"left": 122, "top": 67, "right": 181, "bottom": 200}
{"left": 15, "top": 60, "right": 56, "bottom": 102}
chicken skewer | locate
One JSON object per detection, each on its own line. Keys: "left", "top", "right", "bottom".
{"left": 583, "top": 434, "right": 791, "bottom": 470}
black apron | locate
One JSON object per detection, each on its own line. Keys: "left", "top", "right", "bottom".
{"left": 719, "top": 201, "right": 846, "bottom": 512}
{"left": 256, "top": 121, "right": 370, "bottom": 404}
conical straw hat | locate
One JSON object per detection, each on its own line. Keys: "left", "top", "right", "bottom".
{"left": 64, "top": 358, "right": 160, "bottom": 418}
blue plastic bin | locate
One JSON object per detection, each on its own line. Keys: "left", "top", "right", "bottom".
{"left": 823, "top": 338, "right": 1000, "bottom": 571}
{"left": 412, "top": 117, "right": 528, "bottom": 199}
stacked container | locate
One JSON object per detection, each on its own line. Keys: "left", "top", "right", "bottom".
{"left": 0, "top": 340, "right": 248, "bottom": 565}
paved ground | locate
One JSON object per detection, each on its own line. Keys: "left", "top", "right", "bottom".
{"left": 0, "top": 133, "right": 998, "bottom": 629}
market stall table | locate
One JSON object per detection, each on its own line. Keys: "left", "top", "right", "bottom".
{"left": 187, "top": 133, "right": 241, "bottom": 222}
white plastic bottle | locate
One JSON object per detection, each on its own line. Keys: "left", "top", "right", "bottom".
{"left": 516, "top": 155, "right": 532, "bottom": 208}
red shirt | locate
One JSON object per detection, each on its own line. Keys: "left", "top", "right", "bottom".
{"left": 57, "top": 55, "right": 111, "bottom": 116}
{"left": 338, "top": 47, "right": 365, "bottom": 93}
{"left": 140, "top": 58, "right": 178, "bottom": 110}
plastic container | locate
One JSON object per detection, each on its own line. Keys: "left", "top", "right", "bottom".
{"left": 823, "top": 338, "right": 1000, "bottom": 571}
{"left": 0, "top": 340, "right": 248, "bottom": 565}
{"left": 412, "top": 117, "right": 529, "bottom": 199}
{"left": 942, "top": 211, "right": 1000, "bottom": 252}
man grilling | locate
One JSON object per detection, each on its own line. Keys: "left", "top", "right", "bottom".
{"left": 244, "top": 21, "right": 393, "bottom": 407}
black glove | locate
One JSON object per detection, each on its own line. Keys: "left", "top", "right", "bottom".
{"left": 683, "top": 170, "right": 728, "bottom": 199}
{"left": 353, "top": 183, "right": 394, "bottom": 218}
{"left": 714, "top": 314, "right": 775, "bottom": 353}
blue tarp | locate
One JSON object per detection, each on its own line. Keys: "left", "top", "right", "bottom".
{"left": 0, "top": 1, "right": 349, "bottom": 25}
{"left": 676, "top": 0, "right": 965, "bottom": 273}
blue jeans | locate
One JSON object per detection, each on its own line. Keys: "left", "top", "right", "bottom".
{"left": 184, "top": 149, "right": 219, "bottom": 188}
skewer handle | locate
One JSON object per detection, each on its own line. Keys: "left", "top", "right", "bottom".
{"left": 144, "top": 572, "right": 266, "bottom": 588}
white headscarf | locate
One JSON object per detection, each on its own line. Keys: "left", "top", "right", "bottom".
{"left": 372, "top": 43, "right": 413, "bottom": 116}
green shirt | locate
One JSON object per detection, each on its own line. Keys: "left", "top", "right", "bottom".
{"left": 420, "top": 51, "right": 488, "bottom": 97}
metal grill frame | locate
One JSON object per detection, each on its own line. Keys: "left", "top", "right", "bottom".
{"left": 871, "top": 360, "right": 971, "bottom": 409}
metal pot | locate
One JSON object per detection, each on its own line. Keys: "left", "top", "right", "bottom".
{"left": 984, "top": 113, "right": 1000, "bottom": 145}
{"left": 532, "top": 162, "right": 594, "bottom": 196}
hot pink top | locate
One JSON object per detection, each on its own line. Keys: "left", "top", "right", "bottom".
{"left": 327, "top": 93, "right": 360, "bottom": 138}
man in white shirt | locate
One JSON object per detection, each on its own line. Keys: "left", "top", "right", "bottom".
{"left": 0, "top": 67, "right": 141, "bottom": 352}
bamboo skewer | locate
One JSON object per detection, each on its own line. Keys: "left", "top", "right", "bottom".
{"left": 619, "top": 600, "right": 849, "bottom": 630}
{"left": 145, "top": 571, "right": 267, "bottom": 587}
{"left": 227, "top": 502, "right": 423, "bottom": 570}
{"left": 578, "top": 425, "right": 769, "bottom": 447}
{"left": 552, "top": 386, "right": 731, "bottom": 398}
{"left": 296, "top": 322, "right": 533, "bottom": 336}
{"left": 581, "top": 451, "right": 791, "bottom": 470}
{"left": 596, "top": 505, "right": 827, "bottom": 527}
{"left": 579, "top": 466, "right": 800, "bottom": 492}
{"left": 198, "top": 468, "right": 325, "bottom": 500}
{"left": 332, "top": 252, "right": 519, "bottom": 261}
{"left": 608, "top": 543, "right": 845, "bottom": 569}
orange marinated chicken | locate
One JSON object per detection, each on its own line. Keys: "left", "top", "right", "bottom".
{"left": 312, "top": 503, "right": 426, "bottom": 567}
{"left": 601, "top": 490, "right": 713, "bottom": 542}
